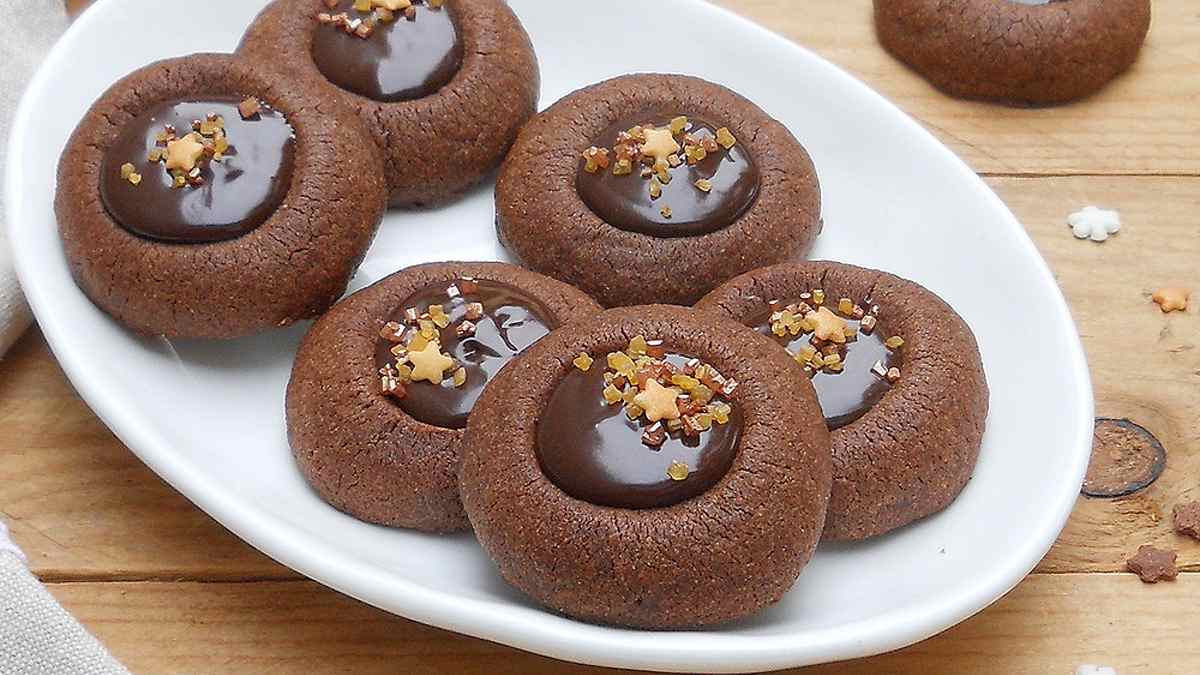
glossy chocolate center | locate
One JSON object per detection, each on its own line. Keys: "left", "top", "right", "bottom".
{"left": 375, "top": 279, "right": 555, "bottom": 429}
{"left": 751, "top": 302, "right": 899, "bottom": 430}
{"left": 100, "top": 97, "right": 295, "bottom": 243}
{"left": 537, "top": 353, "right": 741, "bottom": 509}
{"left": 312, "top": 0, "right": 462, "bottom": 103}
{"left": 576, "top": 115, "right": 759, "bottom": 238}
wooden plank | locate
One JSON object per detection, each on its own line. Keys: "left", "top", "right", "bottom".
{"left": 712, "top": 0, "right": 1200, "bottom": 176}
{"left": 0, "top": 332, "right": 294, "bottom": 581}
{"left": 46, "top": 574, "right": 1199, "bottom": 675}
{"left": 991, "top": 176, "right": 1200, "bottom": 573}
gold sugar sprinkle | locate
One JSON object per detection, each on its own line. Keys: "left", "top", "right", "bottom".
{"left": 667, "top": 461, "right": 690, "bottom": 481}
{"left": 573, "top": 353, "right": 594, "bottom": 372}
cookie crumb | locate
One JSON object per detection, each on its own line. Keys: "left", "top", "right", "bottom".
{"left": 694, "top": 178, "right": 712, "bottom": 193}
{"left": 1173, "top": 501, "right": 1200, "bottom": 540}
{"left": 1125, "top": 545, "right": 1177, "bottom": 583}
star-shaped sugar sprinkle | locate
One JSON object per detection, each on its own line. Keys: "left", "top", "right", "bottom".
{"left": 1152, "top": 287, "right": 1190, "bottom": 313}
{"left": 407, "top": 340, "right": 455, "bottom": 384}
{"left": 640, "top": 127, "right": 680, "bottom": 166}
{"left": 165, "top": 133, "right": 205, "bottom": 172}
{"left": 633, "top": 379, "right": 681, "bottom": 423}
{"left": 809, "top": 306, "right": 849, "bottom": 344}
{"left": 1125, "top": 544, "right": 1177, "bottom": 583}
{"left": 1068, "top": 206, "right": 1121, "bottom": 242}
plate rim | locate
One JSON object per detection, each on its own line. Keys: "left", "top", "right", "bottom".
{"left": 5, "top": 0, "right": 1095, "bottom": 671}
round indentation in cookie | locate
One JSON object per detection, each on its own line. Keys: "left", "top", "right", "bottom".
{"left": 288, "top": 261, "right": 602, "bottom": 532}
{"left": 576, "top": 115, "right": 758, "bottom": 238}
{"left": 56, "top": 53, "right": 387, "bottom": 339}
{"left": 749, "top": 295, "right": 903, "bottom": 429}
{"left": 374, "top": 278, "right": 556, "bottom": 429}
{"left": 697, "top": 261, "right": 989, "bottom": 542}
{"left": 99, "top": 97, "right": 295, "bottom": 243}
{"left": 537, "top": 348, "right": 741, "bottom": 509}
{"left": 312, "top": 0, "right": 463, "bottom": 103}
{"left": 1082, "top": 417, "right": 1167, "bottom": 498}
{"left": 495, "top": 74, "right": 821, "bottom": 308}
{"left": 458, "top": 304, "right": 832, "bottom": 628}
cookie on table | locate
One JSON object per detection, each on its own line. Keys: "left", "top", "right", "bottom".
{"left": 697, "top": 261, "right": 988, "bottom": 541}
{"left": 875, "top": 0, "right": 1151, "bottom": 105}
{"left": 55, "top": 54, "right": 386, "bottom": 339}
{"left": 286, "top": 262, "right": 601, "bottom": 532}
{"left": 459, "top": 305, "right": 832, "bottom": 627}
{"left": 495, "top": 74, "right": 821, "bottom": 308}
{"left": 239, "top": 0, "right": 539, "bottom": 207}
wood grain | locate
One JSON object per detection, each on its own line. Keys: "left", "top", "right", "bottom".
{"left": 3, "top": 0, "right": 1196, "bottom": 672}
{"left": 992, "top": 176, "right": 1200, "bottom": 573}
{"left": 0, "top": 332, "right": 293, "bottom": 581}
{"left": 712, "top": 0, "right": 1200, "bottom": 176}
{"left": 45, "top": 574, "right": 1200, "bottom": 675}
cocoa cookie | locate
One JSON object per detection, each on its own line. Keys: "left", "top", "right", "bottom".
{"left": 459, "top": 305, "right": 832, "bottom": 627}
{"left": 55, "top": 54, "right": 386, "bottom": 339}
{"left": 495, "top": 74, "right": 821, "bottom": 307}
{"left": 875, "top": 0, "right": 1151, "bottom": 105}
{"left": 239, "top": 0, "right": 539, "bottom": 207}
{"left": 697, "top": 261, "right": 988, "bottom": 541}
{"left": 286, "top": 262, "right": 600, "bottom": 532}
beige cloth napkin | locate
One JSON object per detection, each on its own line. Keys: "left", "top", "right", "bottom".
{"left": 0, "top": 0, "right": 71, "bottom": 358}
{"left": 1, "top": 2, "right": 130, "bottom": 673}
{"left": 1, "top": 524, "right": 130, "bottom": 675}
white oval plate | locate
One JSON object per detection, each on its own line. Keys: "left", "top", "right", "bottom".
{"left": 6, "top": 0, "right": 1093, "bottom": 671}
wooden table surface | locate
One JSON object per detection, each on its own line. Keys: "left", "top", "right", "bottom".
{"left": 7, "top": 1, "right": 1199, "bottom": 672}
